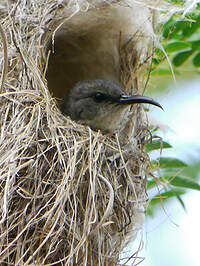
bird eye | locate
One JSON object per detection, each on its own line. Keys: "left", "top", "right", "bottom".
{"left": 93, "top": 92, "right": 107, "bottom": 102}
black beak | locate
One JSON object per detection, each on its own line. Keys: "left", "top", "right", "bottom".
{"left": 119, "top": 95, "right": 163, "bottom": 110}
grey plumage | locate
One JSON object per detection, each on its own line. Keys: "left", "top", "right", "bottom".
{"left": 61, "top": 79, "right": 162, "bottom": 132}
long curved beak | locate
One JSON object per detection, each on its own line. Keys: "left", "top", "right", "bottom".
{"left": 119, "top": 95, "right": 163, "bottom": 110}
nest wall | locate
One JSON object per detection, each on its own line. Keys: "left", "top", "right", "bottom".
{"left": 0, "top": 0, "right": 191, "bottom": 265}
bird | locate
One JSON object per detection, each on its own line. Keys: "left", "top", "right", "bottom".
{"left": 61, "top": 79, "right": 162, "bottom": 133}
{"left": 46, "top": 5, "right": 160, "bottom": 133}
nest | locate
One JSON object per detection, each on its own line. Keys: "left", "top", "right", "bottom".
{"left": 0, "top": 0, "right": 188, "bottom": 265}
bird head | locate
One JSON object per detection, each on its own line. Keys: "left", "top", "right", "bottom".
{"left": 61, "top": 79, "right": 162, "bottom": 132}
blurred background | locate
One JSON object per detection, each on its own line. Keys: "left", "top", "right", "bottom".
{"left": 144, "top": 79, "right": 200, "bottom": 266}
{"left": 125, "top": 78, "right": 200, "bottom": 266}
{"left": 125, "top": 4, "right": 200, "bottom": 265}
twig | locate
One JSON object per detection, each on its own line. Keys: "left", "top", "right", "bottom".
{"left": 0, "top": 23, "right": 8, "bottom": 91}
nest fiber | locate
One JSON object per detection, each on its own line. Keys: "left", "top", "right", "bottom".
{"left": 0, "top": 0, "right": 191, "bottom": 265}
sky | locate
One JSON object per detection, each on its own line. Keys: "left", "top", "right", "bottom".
{"left": 127, "top": 78, "right": 200, "bottom": 266}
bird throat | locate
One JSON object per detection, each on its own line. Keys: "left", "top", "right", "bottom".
{"left": 86, "top": 105, "right": 130, "bottom": 133}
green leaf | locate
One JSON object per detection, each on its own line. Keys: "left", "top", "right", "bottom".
{"left": 147, "top": 179, "right": 157, "bottom": 189}
{"left": 186, "top": 10, "right": 200, "bottom": 20}
{"left": 170, "top": 175, "right": 200, "bottom": 190}
{"left": 151, "top": 68, "right": 172, "bottom": 75}
{"left": 147, "top": 189, "right": 186, "bottom": 216}
{"left": 165, "top": 42, "right": 191, "bottom": 53}
{"left": 149, "top": 126, "right": 160, "bottom": 134}
{"left": 162, "top": 20, "right": 183, "bottom": 40}
{"left": 145, "top": 140, "right": 172, "bottom": 153}
{"left": 150, "top": 189, "right": 186, "bottom": 205}
{"left": 190, "top": 40, "right": 200, "bottom": 51}
{"left": 147, "top": 203, "right": 154, "bottom": 216}
{"left": 193, "top": 51, "right": 200, "bottom": 67}
{"left": 168, "top": 21, "right": 190, "bottom": 40}
{"left": 162, "top": 19, "right": 175, "bottom": 39}
{"left": 169, "top": 0, "right": 185, "bottom": 4}
{"left": 158, "top": 157, "right": 188, "bottom": 168}
{"left": 182, "top": 21, "right": 200, "bottom": 38}
{"left": 155, "top": 48, "right": 165, "bottom": 57}
{"left": 172, "top": 50, "right": 194, "bottom": 67}
{"left": 152, "top": 58, "right": 161, "bottom": 65}
{"left": 174, "top": 191, "right": 186, "bottom": 211}
{"left": 181, "top": 162, "right": 200, "bottom": 180}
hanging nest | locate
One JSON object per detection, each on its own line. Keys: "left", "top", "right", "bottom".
{"left": 0, "top": 0, "right": 185, "bottom": 265}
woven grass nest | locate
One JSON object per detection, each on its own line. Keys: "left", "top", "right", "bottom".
{"left": 0, "top": 0, "right": 180, "bottom": 265}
